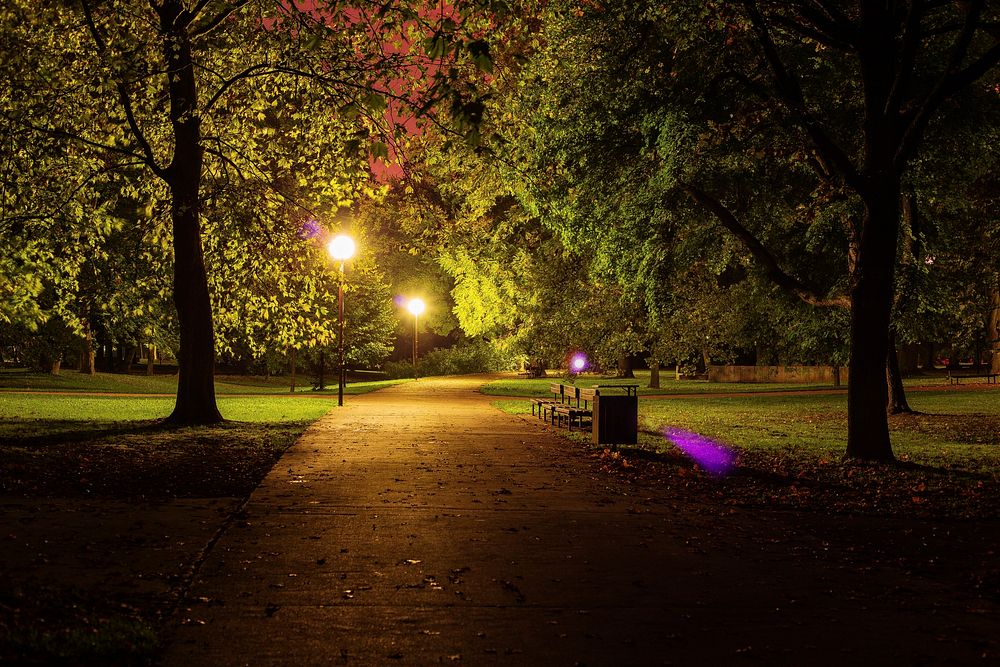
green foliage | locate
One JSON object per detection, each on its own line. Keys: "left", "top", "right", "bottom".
{"left": 382, "top": 338, "right": 520, "bottom": 379}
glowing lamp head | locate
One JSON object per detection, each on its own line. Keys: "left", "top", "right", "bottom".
{"left": 328, "top": 234, "right": 356, "bottom": 261}
{"left": 407, "top": 298, "right": 426, "bottom": 316}
{"left": 570, "top": 353, "right": 587, "bottom": 373}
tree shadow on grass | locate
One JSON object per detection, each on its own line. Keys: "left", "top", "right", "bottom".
{"left": 0, "top": 419, "right": 309, "bottom": 499}
{"left": 0, "top": 419, "right": 180, "bottom": 450}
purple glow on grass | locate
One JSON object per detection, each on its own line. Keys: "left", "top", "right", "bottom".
{"left": 299, "top": 218, "right": 322, "bottom": 240}
{"left": 663, "top": 427, "right": 735, "bottom": 476}
{"left": 570, "top": 353, "right": 587, "bottom": 372}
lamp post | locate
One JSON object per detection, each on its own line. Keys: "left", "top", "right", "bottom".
{"left": 407, "top": 298, "right": 425, "bottom": 380}
{"left": 327, "top": 234, "right": 355, "bottom": 406}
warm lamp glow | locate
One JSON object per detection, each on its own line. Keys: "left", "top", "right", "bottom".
{"left": 407, "top": 298, "right": 426, "bottom": 316}
{"left": 327, "top": 234, "right": 356, "bottom": 261}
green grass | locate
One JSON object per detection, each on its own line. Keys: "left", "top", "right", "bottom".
{"left": 637, "top": 389, "right": 1000, "bottom": 460}
{"left": 481, "top": 370, "right": 950, "bottom": 397}
{"left": 495, "top": 388, "right": 1000, "bottom": 518}
{"left": 0, "top": 393, "right": 338, "bottom": 423}
{"left": 0, "top": 368, "right": 407, "bottom": 396}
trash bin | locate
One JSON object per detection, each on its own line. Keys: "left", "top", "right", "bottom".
{"left": 592, "top": 394, "right": 638, "bottom": 445}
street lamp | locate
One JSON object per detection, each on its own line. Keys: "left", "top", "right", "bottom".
{"left": 407, "top": 298, "right": 425, "bottom": 380}
{"left": 327, "top": 234, "right": 355, "bottom": 406}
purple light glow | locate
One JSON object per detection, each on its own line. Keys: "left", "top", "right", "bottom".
{"left": 299, "top": 218, "right": 322, "bottom": 240}
{"left": 663, "top": 427, "right": 735, "bottom": 476}
{"left": 570, "top": 353, "right": 587, "bottom": 372}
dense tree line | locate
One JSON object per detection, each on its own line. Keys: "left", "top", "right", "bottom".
{"left": 363, "top": 0, "right": 1000, "bottom": 461}
{"left": 1, "top": 0, "right": 497, "bottom": 419}
{"left": 3, "top": 1, "right": 999, "bottom": 461}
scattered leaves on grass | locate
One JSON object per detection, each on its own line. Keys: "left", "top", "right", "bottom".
{"left": 0, "top": 584, "right": 159, "bottom": 666}
{"left": 0, "top": 420, "right": 310, "bottom": 499}
{"left": 582, "top": 413, "right": 999, "bottom": 520}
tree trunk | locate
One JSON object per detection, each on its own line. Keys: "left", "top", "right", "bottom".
{"left": 317, "top": 350, "right": 325, "bottom": 391}
{"left": 886, "top": 331, "right": 912, "bottom": 414}
{"left": 79, "top": 319, "right": 96, "bottom": 375}
{"left": 832, "top": 365, "right": 841, "bottom": 388}
{"left": 50, "top": 357, "right": 61, "bottom": 375}
{"left": 289, "top": 347, "right": 297, "bottom": 393}
{"left": 898, "top": 344, "right": 919, "bottom": 374}
{"left": 845, "top": 187, "right": 898, "bottom": 462}
{"left": 648, "top": 361, "right": 660, "bottom": 389}
{"left": 146, "top": 345, "right": 155, "bottom": 376}
{"left": 990, "top": 279, "right": 1000, "bottom": 375}
{"left": 124, "top": 344, "right": 137, "bottom": 374}
{"left": 617, "top": 354, "right": 634, "bottom": 378}
{"left": 162, "top": 6, "right": 221, "bottom": 424}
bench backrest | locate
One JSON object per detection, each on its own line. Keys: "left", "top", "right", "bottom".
{"left": 561, "top": 384, "right": 580, "bottom": 406}
{"left": 549, "top": 383, "right": 563, "bottom": 398}
{"left": 579, "top": 387, "right": 599, "bottom": 407}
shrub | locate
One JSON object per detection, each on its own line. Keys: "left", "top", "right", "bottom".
{"left": 383, "top": 339, "right": 520, "bottom": 379}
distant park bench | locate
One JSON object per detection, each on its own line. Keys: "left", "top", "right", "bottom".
{"left": 947, "top": 372, "right": 999, "bottom": 385}
{"left": 531, "top": 383, "right": 595, "bottom": 430}
{"left": 518, "top": 361, "right": 545, "bottom": 378}
{"left": 551, "top": 385, "right": 597, "bottom": 431}
{"left": 532, "top": 382, "right": 640, "bottom": 435}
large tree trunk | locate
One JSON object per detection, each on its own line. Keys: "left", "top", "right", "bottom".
{"left": 898, "top": 344, "right": 919, "bottom": 374}
{"left": 845, "top": 187, "right": 898, "bottom": 462}
{"left": 617, "top": 354, "right": 634, "bottom": 378}
{"left": 990, "top": 279, "right": 1000, "bottom": 375}
{"left": 162, "top": 6, "right": 221, "bottom": 424}
{"left": 648, "top": 360, "right": 660, "bottom": 389}
{"left": 886, "top": 330, "right": 912, "bottom": 414}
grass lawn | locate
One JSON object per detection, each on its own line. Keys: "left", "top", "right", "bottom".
{"left": 0, "top": 367, "right": 408, "bottom": 395}
{"left": 481, "top": 369, "right": 950, "bottom": 397}
{"left": 0, "top": 394, "right": 338, "bottom": 498}
{"left": 495, "top": 387, "right": 1000, "bottom": 519}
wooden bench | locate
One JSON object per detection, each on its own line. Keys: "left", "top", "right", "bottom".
{"left": 531, "top": 383, "right": 563, "bottom": 420}
{"left": 518, "top": 361, "right": 545, "bottom": 378}
{"left": 947, "top": 372, "right": 998, "bottom": 385}
{"left": 550, "top": 386, "right": 598, "bottom": 431}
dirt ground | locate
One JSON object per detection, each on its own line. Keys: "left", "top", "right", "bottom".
{"left": 2, "top": 376, "right": 998, "bottom": 665}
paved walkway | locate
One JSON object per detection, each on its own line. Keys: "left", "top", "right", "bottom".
{"left": 163, "top": 376, "right": 998, "bottom": 665}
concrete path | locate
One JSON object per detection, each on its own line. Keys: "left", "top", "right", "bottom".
{"left": 163, "top": 376, "right": 998, "bottom": 665}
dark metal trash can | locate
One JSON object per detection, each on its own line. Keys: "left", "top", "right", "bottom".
{"left": 592, "top": 394, "right": 638, "bottom": 445}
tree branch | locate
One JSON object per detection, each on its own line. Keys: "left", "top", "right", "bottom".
{"left": 741, "top": 0, "right": 864, "bottom": 192}
{"left": 682, "top": 181, "right": 850, "bottom": 308}
{"left": 192, "top": 0, "right": 251, "bottom": 38}
{"left": 770, "top": 14, "right": 852, "bottom": 50}
{"left": 203, "top": 63, "right": 276, "bottom": 111}
{"left": 897, "top": 0, "right": 999, "bottom": 167}
{"left": 7, "top": 112, "right": 146, "bottom": 162}
{"left": 80, "top": 0, "right": 167, "bottom": 179}
{"left": 885, "top": 1, "right": 923, "bottom": 116}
